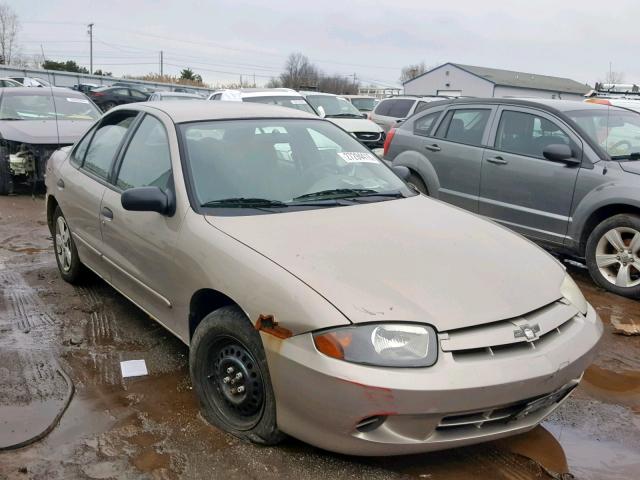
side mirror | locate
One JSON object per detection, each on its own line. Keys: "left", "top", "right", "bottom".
{"left": 317, "top": 106, "right": 326, "bottom": 118}
{"left": 392, "top": 165, "right": 411, "bottom": 181}
{"left": 361, "top": 112, "right": 368, "bottom": 119}
{"left": 543, "top": 144, "right": 579, "bottom": 165}
{"left": 121, "top": 186, "right": 174, "bottom": 215}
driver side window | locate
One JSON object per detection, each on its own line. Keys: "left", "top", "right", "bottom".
{"left": 115, "top": 115, "right": 172, "bottom": 191}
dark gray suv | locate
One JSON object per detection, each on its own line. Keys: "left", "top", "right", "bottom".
{"left": 385, "top": 98, "right": 640, "bottom": 298}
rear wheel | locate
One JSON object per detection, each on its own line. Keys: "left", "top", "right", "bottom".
{"left": 53, "top": 207, "right": 87, "bottom": 284}
{"left": 585, "top": 214, "right": 640, "bottom": 298}
{"left": 190, "top": 306, "right": 284, "bottom": 445}
{"left": 407, "top": 171, "right": 428, "bottom": 195}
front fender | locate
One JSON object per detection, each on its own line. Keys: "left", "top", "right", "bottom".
{"left": 392, "top": 150, "right": 441, "bottom": 198}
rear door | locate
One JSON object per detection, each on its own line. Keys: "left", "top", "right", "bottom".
{"left": 422, "top": 105, "right": 495, "bottom": 212}
{"left": 56, "top": 111, "right": 139, "bottom": 279}
{"left": 99, "top": 112, "right": 181, "bottom": 329}
{"left": 479, "top": 106, "right": 582, "bottom": 244}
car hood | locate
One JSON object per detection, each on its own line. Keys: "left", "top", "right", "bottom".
{"left": 326, "top": 117, "right": 382, "bottom": 133}
{"left": 206, "top": 196, "right": 565, "bottom": 331}
{"left": 618, "top": 161, "right": 640, "bottom": 175}
{"left": 0, "top": 119, "right": 92, "bottom": 144}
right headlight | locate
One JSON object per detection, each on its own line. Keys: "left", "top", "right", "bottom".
{"left": 560, "top": 273, "right": 588, "bottom": 315}
{"left": 313, "top": 323, "right": 438, "bottom": 368}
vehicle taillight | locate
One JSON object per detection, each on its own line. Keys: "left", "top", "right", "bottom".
{"left": 91, "top": 92, "right": 104, "bottom": 97}
{"left": 585, "top": 98, "right": 611, "bottom": 106}
{"left": 383, "top": 128, "right": 396, "bottom": 157}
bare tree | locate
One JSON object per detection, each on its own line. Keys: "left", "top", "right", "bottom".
{"left": 400, "top": 61, "right": 428, "bottom": 83}
{"left": 279, "top": 53, "right": 320, "bottom": 89}
{"left": 0, "top": 3, "right": 19, "bottom": 64}
{"left": 604, "top": 70, "right": 625, "bottom": 84}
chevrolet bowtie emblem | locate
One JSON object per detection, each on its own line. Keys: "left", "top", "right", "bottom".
{"left": 514, "top": 323, "right": 541, "bottom": 341}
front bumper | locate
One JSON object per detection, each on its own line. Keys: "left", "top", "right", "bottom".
{"left": 262, "top": 303, "right": 602, "bottom": 456}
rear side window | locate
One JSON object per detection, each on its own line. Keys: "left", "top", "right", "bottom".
{"left": 495, "top": 110, "right": 571, "bottom": 159}
{"left": 414, "top": 101, "right": 432, "bottom": 114}
{"left": 387, "top": 99, "right": 415, "bottom": 118}
{"left": 437, "top": 109, "right": 491, "bottom": 146}
{"left": 414, "top": 111, "right": 442, "bottom": 137}
{"left": 116, "top": 115, "right": 172, "bottom": 190}
{"left": 373, "top": 99, "right": 393, "bottom": 116}
{"left": 83, "top": 113, "right": 137, "bottom": 180}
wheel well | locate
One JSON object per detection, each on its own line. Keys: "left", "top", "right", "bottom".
{"left": 579, "top": 204, "right": 640, "bottom": 255}
{"left": 189, "top": 289, "right": 240, "bottom": 340}
{"left": 407, "top": 168, "right": 429, "bottom": 194}
{"left": 46, "top": 196, "right": 59, "bottom": 235}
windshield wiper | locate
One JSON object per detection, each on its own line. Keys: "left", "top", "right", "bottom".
{"left": 325, "top": 113, "right": 362, "bottom": 118}
{"left": 0, "top": 117, "right": 23, "bottom": 121}
{"left": 293, "top": 188, "right": 405, "bottom": 201}
{"left": 201, "top": 197, "right": 288, "bottom": 208}
{"left": 611, "top": 152, "right": 640, "bottom": 161}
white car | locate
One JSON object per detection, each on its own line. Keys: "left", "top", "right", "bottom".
{"left": 207, "top": 88, "right": 316, "bottom": 115}
{"left": 9, "top": 76, "right": 51, "bottom": 88}
{"left": 300, "top": 91, "right": 385, "bottom": 151}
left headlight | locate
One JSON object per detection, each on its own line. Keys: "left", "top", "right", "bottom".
{"left": 313, "top": 323, "right": 438, "bottom": 368}
{"left": 560, "top": 273, "right": 588, "bottom": 315}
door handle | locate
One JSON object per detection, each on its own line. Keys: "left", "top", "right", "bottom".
{"left": 101, "top": 206, "right": 113, "bottom": 220}
{"left": 487, "top": 156, "right": 508, "bottom": 165}
{"left": 56, "top": 178, "right": 65, "bottom": 189}
{"left": 424, "top": 144, "right": 441, "bottom": 152}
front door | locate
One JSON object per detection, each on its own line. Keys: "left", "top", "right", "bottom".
{"left": 99, "top": 113, "right": 180, "bottom": 329}
{"left": 479, "top": 107, "right": 582, "bottom": 245}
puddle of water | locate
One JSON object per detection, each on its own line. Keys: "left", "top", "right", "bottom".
{"left": 582, "top": 365, "right": 640, "bottom": 407}
{"left": 546, "top": 423, "right": 640, "bottom": 480}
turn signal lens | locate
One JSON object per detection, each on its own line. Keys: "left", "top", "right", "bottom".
{"left": 313, "top": 331, "right": 352, "bottom": 360}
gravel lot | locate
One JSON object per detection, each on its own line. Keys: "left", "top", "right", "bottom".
{"left": 0, "top": 195, "right": 638, "bottom": 480}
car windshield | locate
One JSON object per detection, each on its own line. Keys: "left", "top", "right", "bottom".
{"left": 180, "top": 119, "right": 412, "bottom": 213}
{"left": 242, "top": 95, "right": 315, "bottom": 114}
{"left": 306, "top": 95, "right": 363, "bottom": 118}
{"left": 350, "top": 97, "right": 376, "bottom": 111}
{"left": 567, "top": 108, "right": 640, "bottom": 158}
{"left": 0, "top": 93, "right": 102, "bottom": 121}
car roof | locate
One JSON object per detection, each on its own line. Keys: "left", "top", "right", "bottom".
{"left": 134, "top": 99, "right": 319, "bottom": 123}
{"left": 212, "top": 88, "right": 301, "bottom": 99}
{"left": 154, "top": 91, "right": 201, "bottom": 97}
{"left": 299, "top": 91, "right": 339, "bottom": 97}
{"left": 0, "top": 86, "right": 88, "bottom": 97}
{"left": 416, "top": 97, "right": 616, "bottom": 113}
{"left": 341, "top": 95, "right": 375, "bottom": 99}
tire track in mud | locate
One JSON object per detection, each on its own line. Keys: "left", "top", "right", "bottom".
{"left": 0, "top": 269, "right": 58, "bottom": 333}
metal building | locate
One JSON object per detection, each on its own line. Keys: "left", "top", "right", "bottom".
{"left": 403, "top": 63, "right": 590, "bottom": 101}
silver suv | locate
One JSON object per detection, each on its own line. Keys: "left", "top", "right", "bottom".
{"left": 385, "top": 98, "right": 640, "bottom": 298}
{"left": 370, "top": 96, "right": 449, "bottom": 133}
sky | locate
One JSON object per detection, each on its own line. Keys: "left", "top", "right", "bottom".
{"left": 8, "top": 0, "right": 640, "bottom": 88}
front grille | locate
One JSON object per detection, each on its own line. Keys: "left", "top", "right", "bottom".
{"left": 437, "top": 381, "right": 578, "bottom": 433}
{"left": 440, "top": 300, "right": 580, "bottom": 362}
{"left": 354, "top": 131, "right": 384, "bottom": 148}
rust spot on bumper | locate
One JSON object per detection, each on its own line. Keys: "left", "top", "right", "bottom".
{"left": 255, "top": 314, "right": 292, "bottom": 339}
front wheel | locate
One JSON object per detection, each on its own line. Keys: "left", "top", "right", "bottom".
{"left": 190, "top": 306, "right": 284, "bottom": 445}
{"left": 585, "top": 214, "right": 640, "bottom": 298}
{"left": 407, "top": 171, "right": 428, "bottom": 195}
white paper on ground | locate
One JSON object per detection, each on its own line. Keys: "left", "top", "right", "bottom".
{"left": 120, "top": 359, "right": 148, "bottom": 378}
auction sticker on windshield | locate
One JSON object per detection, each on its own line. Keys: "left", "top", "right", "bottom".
{"left": 338, "top": 151, "right": 380, "bottom": 164}
{"left": 66, "top": 98, "right": 90, "bottom": 104}
{"left": 290, "top": 99, "right": 307, "bottom": 104}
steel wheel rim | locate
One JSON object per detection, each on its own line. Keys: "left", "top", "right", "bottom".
{"left": 204, "top": 336, "right": 265, "bottom": 430}
{"left": 595, "top": 226, "right": 640, "bottom": 288}
{"left": 55, "top": 216, "right": 72, "bottom": 273}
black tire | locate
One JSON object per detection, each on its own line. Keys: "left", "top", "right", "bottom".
{"left": 0, "top": 150, "right": 12, "bottom": 195}
{"left": 585, "top": 213, "right": 640, "bottom": 298}
{"left": 407, "top": 171, "right": 428, "bottom": 195}
{"left": 52, "top": 206, "right": 87, "bottom": 284}
{"left": 190, "top": 306, "right": 284, "bottom": 445}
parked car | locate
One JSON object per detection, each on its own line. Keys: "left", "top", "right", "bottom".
{"left": 110, "top": 81, "right": 156, "bottom": 95}
{"left": 0, "top": 78, "right": 22, "bottom": 88}
{"left": 45, "top": 100, "right": 601, "bottom": 456}
{"left": 88, "top": 86, "right": 149, "bottom": 111}
{"left": 72, "top": 83, "right": 100, "bottom": 94}
{"left": 0, "top": 87, "right": 101, "bottom": 194}
{"left": 342, "top": 95, "right": 377, "bottom": 113}
{"left": 208, "top": 88, "right": 316, "bottom": 114}
{"left": 9, "top": 76, "right": 51, "bottom": 88}
{"left": 370, "top": 96, "right": 450, "bottom": 132}
{"left": 299, "top": 91, "right": 385, "bottom": 151}
{"left": 147, "top": 91, "right": 204, "bottom": 101}
{"left": 385, "top": 97, "right": 640, "bottom": 298}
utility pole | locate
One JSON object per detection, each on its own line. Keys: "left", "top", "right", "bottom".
{"left": 87, "top": 23, "right": 94, "bottom": 74}
{"left": 160, "top": 50, "right": 163, "bottom": 76}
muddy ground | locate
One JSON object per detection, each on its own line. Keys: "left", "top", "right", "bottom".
{"left": 0, "top": 195, "right": 638, "bottom": 480}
